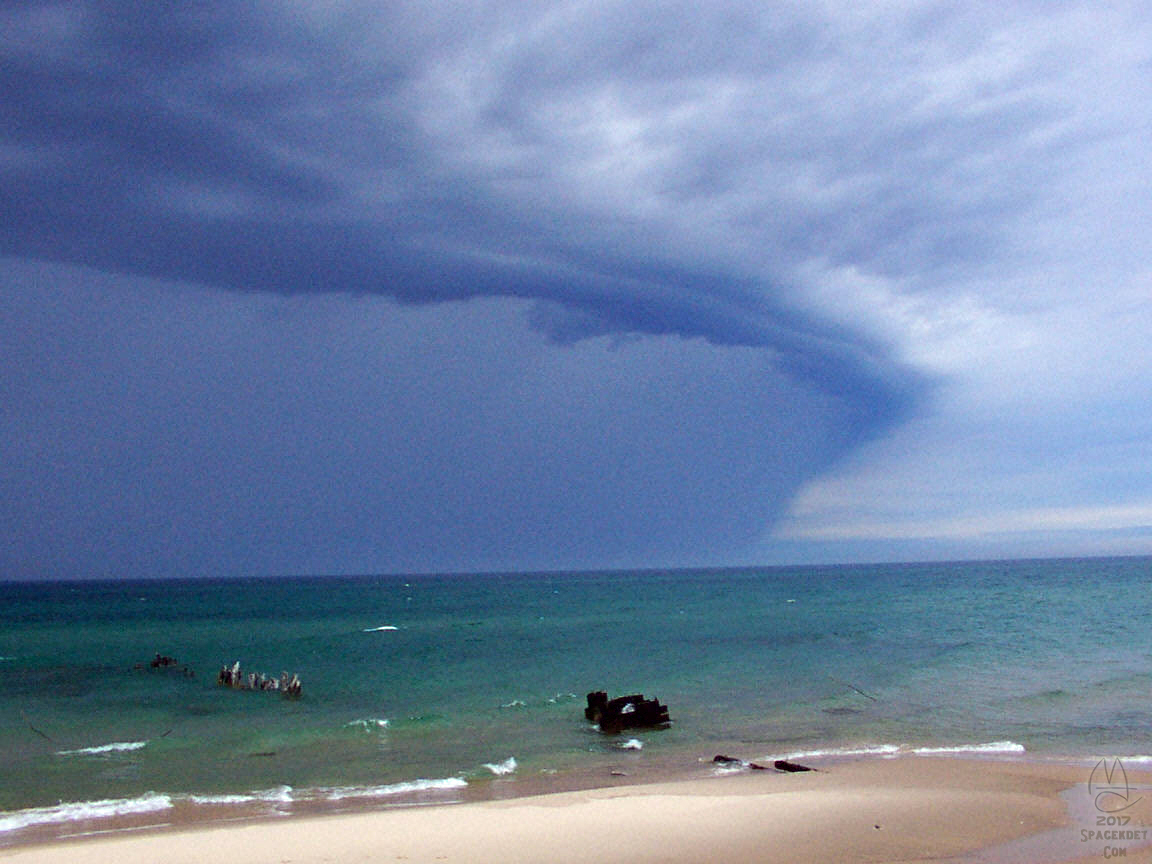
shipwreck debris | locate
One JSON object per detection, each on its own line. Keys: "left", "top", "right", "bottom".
{"left": 713, "top": 754, "right": 768, "bottom": 770}
{"left": 773, "top": 759, "right": 814, "bottom": 773}
{"left": 217, "top": 661, "right": 302, "bottom": 698}
{"left": 713, "top": 754, "right": 815, "bottom": 773}
{"left": 135, "top": 653, "right": 195, "bottom": 677}
{"left": 585, "top": 691, "right": 670, "bottom": 733}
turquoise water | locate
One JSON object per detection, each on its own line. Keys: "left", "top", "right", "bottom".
{"left": 2, "top": 558, "right": 1151, "bottom": 843}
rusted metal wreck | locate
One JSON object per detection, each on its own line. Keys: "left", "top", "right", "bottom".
{"left": 584, "top": 690, "right": 670, "bottom": 733}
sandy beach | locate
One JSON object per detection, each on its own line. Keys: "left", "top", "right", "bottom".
{"left": 5, "top": 756, "right": 1150, "bottom": 864}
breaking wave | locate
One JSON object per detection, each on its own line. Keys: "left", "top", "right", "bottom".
{"left": 55, "top": 741, "right": 148, "bottom": 756}
{"left": 0, "top": 777, "right": 467, "bottom": 840}
{"left": 317, "top": 778, "right": 467, "bottom": 801}
{"left": 184, "top": 786, "right": 294, "bottom": 806}
{"left": 765, "top": 741, "right": 1026, "bottom": 762}
{"left": 767, "top": 744, "right": 902, "bottom": 761}
{"left": 912, "top": 741, "right": 1026, "bottom": 755}
{"left": 482, "top": 757, "right": 518, "bottom": 776}
{"left": 0, "top": 793, "right": 172, "bottom": 834}
{"left": 346, "top": 718, "right": 390, "bottom": 731}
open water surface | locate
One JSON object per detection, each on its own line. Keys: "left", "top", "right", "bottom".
{"left": 2, "top": 557, "right": 1150, "bottom": 845}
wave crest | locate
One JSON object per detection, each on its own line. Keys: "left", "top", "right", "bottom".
{"left": 482, "top": 757, "right": 518, "bottom": 776}
{"left": 346, "top": 718, "right": 390, "bottom": 731}
{"left": 913, "top": 741, "right": 1025, "bottom": 755}
{"left": 55, "top": 741, "right": 148, "bottom": 756}
{"left": 0, "top": 793, "right": 172, "bottom": 834}
{"left": 318, "top": 778, "right": 467, "bottom": 801}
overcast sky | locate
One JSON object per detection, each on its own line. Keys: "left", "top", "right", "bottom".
{"left": 4, "top": 1, "right": 1152, "bottom": 579}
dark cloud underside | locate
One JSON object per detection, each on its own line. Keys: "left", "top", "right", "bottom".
{"left": 15, "top": 0, "right": 1106, "bottom": 576}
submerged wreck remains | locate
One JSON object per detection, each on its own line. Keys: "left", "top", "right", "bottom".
{"left": 585, "top": 690, "right": 671, "bottom": 733}
{"left": 218, "top": 661, "right": 302, "bottom": 698}
{"left": 713, "top": 754, "right": 815, "bottom": 773}
{"left": 134, "top": 653, "right": 195, "bottom": 677}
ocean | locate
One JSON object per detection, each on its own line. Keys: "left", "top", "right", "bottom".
{"left": 2, "top": 557, "right": 1150, "bottom": 846}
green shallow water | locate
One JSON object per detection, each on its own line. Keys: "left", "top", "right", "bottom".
{"left": 2, "top": 558, "right": 1151, "bottom": 842}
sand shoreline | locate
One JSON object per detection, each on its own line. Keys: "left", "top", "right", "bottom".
{"left": 5, "top": 756, "right": 1152, "bottom": 863}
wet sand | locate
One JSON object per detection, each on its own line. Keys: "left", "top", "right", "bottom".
{"left": 3, "top": 757, "right": 1150, "bottom": 863}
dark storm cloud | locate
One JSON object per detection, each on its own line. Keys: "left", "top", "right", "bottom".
{"left": 10, "top": 0, "right": 1126, "bottom": 576}
{"left": 0, "top": 0, "right": 925, "bottom": 423}
{"left": 0, "top": 260, "right": 858, "bottom": 577}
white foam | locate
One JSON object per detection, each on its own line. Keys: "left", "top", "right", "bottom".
{"left": 319, "top": 778, "right": 466, "bottom": 801}
{"left": 765, "top": 741, "right": 1027, "bottom": 763}
{"left": 254, "top": 785, "right": 294, "bottom": 804}
{"left": 913, "top": 741, "right": 1026, "bottom": 755}
{"left": 483, "top": 757, "right": 518, "bottom": 776}
{"left": 184, "top": 793, "right": 262, "bottom": 806}
{"left": 712, "top": 763, "right": 747, "bottom": 775}
{"left": 363, "top": 625, "right": 398, "bottom": 632}
{"left": 500, "top": 700, "right": 527, "bottom": 709}
{"left": 56, "top": 741, "right": 147, "bottom": 756}
{"left": 184, "top": 786, "right": 293, "bottom": 806}
{"left": 616, "top": 738, "right": 644, "bottom": 751}
{"left": 768, "top": 744, "right": 902, "bottom": 761}
{"left": 0, "top": 793, "right": 172, "bottom": 834}
{"left": 346, "top": 718, "right": 390, "bottom": 731}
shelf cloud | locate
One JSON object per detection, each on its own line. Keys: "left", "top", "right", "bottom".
{"left": 4, "top": 1, "right": 1151, "bottom": 576}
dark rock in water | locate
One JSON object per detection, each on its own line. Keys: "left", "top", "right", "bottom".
{"left": 713, "top": 754, "right": 768, "bottom": 770}
{"left": 585, "top": 691, "right": 670, "bottom": 733}
{"left": 773, "top": 759, "right": 814, "bottom": 773}
{"left": 138, "top": 653, "right": 194, "bottom": 677}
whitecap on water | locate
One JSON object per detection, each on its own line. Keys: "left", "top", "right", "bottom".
{"left": 184, "top": 786, "right": 293, "bottom": 806}
{"left": 912, "top": 741, "right": 1025, "bottom": 755}
{"left": 482, "top": 757, "right": 517, "bottom": 776}
{"left": 316, "top": 778, "right": 467, "bottom": 801}
{"left": 346, "top": 718, "right": 390, "bottom": 731}
{"left": 55, "top": 741, "right": 148, "bottom": 756}
{"left": 765, "top": 741, "right": 1026, "bottom": 763}
{"left": 767, "top": 744, "right": 902, "bottom": 761}
{"left": 712, "top": 762, "right": 747, "bottom": 775}
{"left": 0, "top": 793, "right": 172, "bottom": 834}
